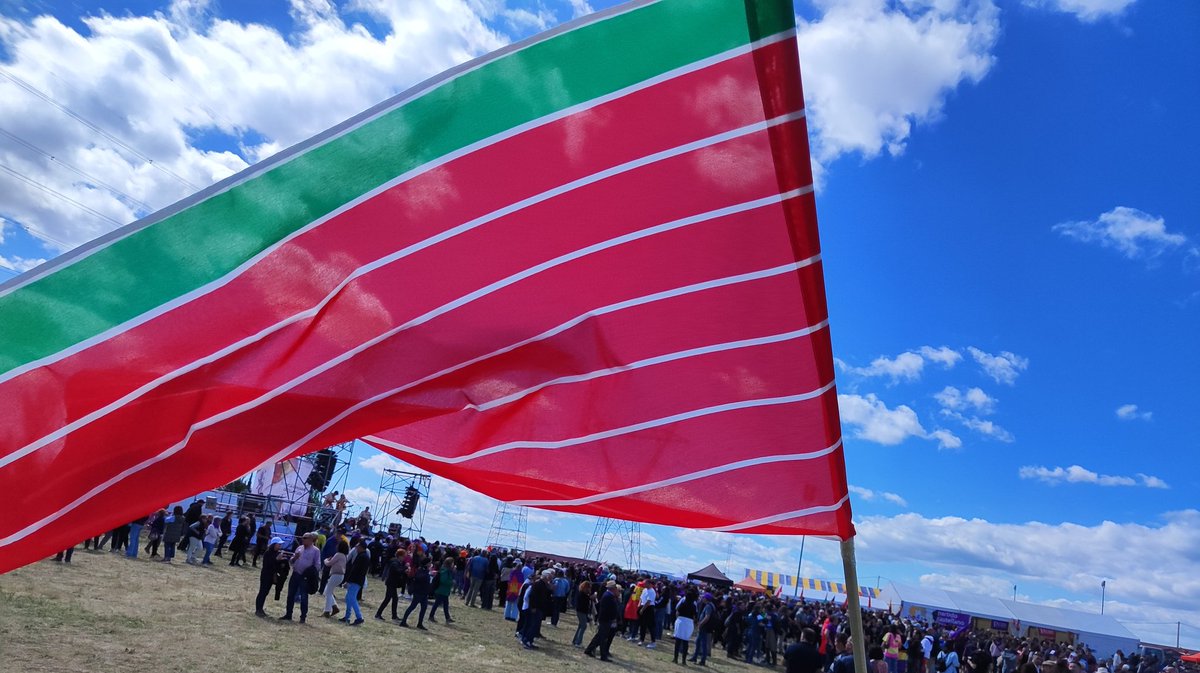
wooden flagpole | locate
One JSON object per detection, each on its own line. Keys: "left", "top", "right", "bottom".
{"left": 841, "top": 537, "right": 869, "bottom": 673}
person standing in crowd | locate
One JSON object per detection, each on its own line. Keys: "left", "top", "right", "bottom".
{"left": 429, "top": 557, "right": 456, "bottom": 624}
{"left": 585, "top": 580, "right": 621, "bottom": 662}
{"left": 252, "top": 519, "right": 271, "bottom": 567}
{"left": 690, "top": 592, "right": 716, "bottom": 666}
{"left": 202, "top": 516, "right": 221, "bottom": 565}
{"left": 340, "top": 539, "right": 369, "bottom": 626}
{"left": 229, "top": 514, "right": 252, "bottom": 567}
{"left": 161, "top": 506, "right": 184, "bottom": 563}
{"left": 831, "top": 634, "right": 857, "bottom": 673}
{"left": 144, "top": 509, "right": 165, "bottom": 558}
{"left": 551, "top": 569, "right": 570, "bottom": 627}
{"left": 184, "top": 514, "right": 205, "bottom": 565}
{"left": 126, "top": 514, "right": 148, "bottom": 559}
{"left": 673, "top": 586, "right": 698, "bottom": 665}
{"left": 215, "top": 511, "right": 233, "bottom": 557}
{"left": 504, "top": 559, "right": 523, "bottom": 621}
{"left": 885, "top": 626, "right": 903, "bottom": 673}
{"left": 639, "top": 580, "right": 660, "bottom": 648}
{"left": 573, "top": 580, "right": 594, "bottom": 647}
{"left": 465, "top": 549, "right": 487, "bottom": 607}
{"left": 785, "top": 628, "right": 824, "bottom": 673}
{"left": 254, "top": 537, "right": 285, "bottom": 617}
{"left": 318, "top": 528, "right": 339, "bottom": 593}
{"left": 280, "top": 532, "right": 320, "bottom": 623}
{"left": 521, "top": 569, "right": 554, "bottom": 650}
{"left": 375, "top": 548, "right": 406, "bottom": 621}
{"left": 400, "top": 558, "right": 432, "bottom": 630}
{"left": 55, "top": 545, "right": 75, "bottom": 563}
{"left": 322, "top": 539, "right": 348, "bottom": 618}
{"left": 480, "top": 553, "right": 498, "bottom": 611}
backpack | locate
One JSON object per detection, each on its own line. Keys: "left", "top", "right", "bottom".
{"left": 938, "top": 652, "right": 949, "bottom": 672}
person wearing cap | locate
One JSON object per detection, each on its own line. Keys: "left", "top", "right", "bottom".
{"left": 281, "top": 532, "right": 321, "bottom": 623}
{"left": 691, "top": 592, "right": 716, "bottom": 665}
{"left": 254, "top": 537, "right": 286, "bottom": 617}
{"left": 586, "top": 581, "right": 622, "bottom": 662}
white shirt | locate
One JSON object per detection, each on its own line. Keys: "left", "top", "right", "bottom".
{"left": 639, "top": 586, "right": 657, "bottom": 607}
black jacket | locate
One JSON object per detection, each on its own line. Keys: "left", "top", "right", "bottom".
{"left": 345, "top": 552, "right": 371, "bottom": 586}
{"left": 596, "top": 590, "right": 619, "bottom": 622}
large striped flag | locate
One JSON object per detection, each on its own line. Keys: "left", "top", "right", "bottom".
{"left": 0, "top": 0, "right": 852, "bottom": 573}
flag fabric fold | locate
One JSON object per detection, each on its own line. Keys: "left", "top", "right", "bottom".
{"left": 0, "top": 0, "right": 851, "bottom": 574}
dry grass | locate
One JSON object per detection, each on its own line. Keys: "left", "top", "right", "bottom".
{"left": 0, "top": 549, "right": 764, "bottom": 673}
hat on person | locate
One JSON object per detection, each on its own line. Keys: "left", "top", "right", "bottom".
{"left": 268, "top": 537, "right": 284, "bottom": 546}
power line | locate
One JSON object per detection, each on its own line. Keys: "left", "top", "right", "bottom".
{"left": 0, "top": 162, "right": 123, "bottom": 230}
{"left": 0, "top": 67, "right": 201, "bottom": 192}
{"left": 0, "top": 127, "right": 155, "bottom": 212}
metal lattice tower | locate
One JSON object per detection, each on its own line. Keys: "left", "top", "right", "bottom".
{"left": 487, "top": 503, "right": 529, "bottom": 553}
{"left": 584, "top": 517, "right": 642, "bottom": 571}
{"left": 372, "top": 469, "right": 431, "bottom": 540}
{"left": 322, "top": 441, "right": 355, "bottom": 496}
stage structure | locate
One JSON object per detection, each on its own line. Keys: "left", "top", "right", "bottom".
{"left": 584, "top": 517, "right": 642, "bottom": 571}
{"left": 314, "top": 441, "right": 355, "bottom": 496}
{"left": 373, "top": 469, "right": 431, "bottom": 540}
{"left": 487, "top": 503, "right": 529, "bottom": 553}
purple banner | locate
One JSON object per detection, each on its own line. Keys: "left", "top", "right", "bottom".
{"left": 933, "top": 610, "right": 972, "bottom": 630}
{"left": 991, "top": 620, "right": 1010, "bottom": 631}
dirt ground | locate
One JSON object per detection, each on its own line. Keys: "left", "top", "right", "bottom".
{"left": 0, "top": 548, "right": 765, "bottom": 673}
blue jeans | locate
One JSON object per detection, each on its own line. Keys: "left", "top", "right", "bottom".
{"left": 430, "top": 594, "right": 451, "bottom": 621}
{"left": 654, "top": 607, "right": 667, "bottom": 640}
{"left": 163, "top": 540, "right": 176, "bottom": 561}
{"left": 344, "top": 582, "right": 363, "bottom": 620}
{"left": 202, "top": 542, "right": 215, "bottom": 564}
{"left": 504, "top": 598, "right": 519, "bottom": 620}
{"left": 521, "top": 608, "right": 543, "bottom": 645}
{"left": 888, "top": 658, "right": 900, "bottom": 673}
{"left": 402, "top": 594, "right": 428, "bottom": 625}
{"left": 285, "top": 573, "right": 309, "bottom": 619}
{"left": 573, "top": 611, "right": 590, "bottom": 646}
{"left": 693, "top": 631, "right": 712, "bottom": 662}
{"left": 126, "top": 524, "right": 142, "bottom": 558}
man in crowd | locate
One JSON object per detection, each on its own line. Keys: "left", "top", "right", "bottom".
{"left": 465, "top": 549, "right": 487, "bottom": 607}
{"left": 280, "top": 532, "right": 321, "bottom": 623}
{"left": 551, "top": 568, "right": 570, "bottom": 626}
{"left": 785, "top": 627, "right": 823, "bottom": 673}
{"left": 585, "top": 580, "right": 622, "bottom": 662}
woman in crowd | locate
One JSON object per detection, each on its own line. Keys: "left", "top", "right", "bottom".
{"left": 202, "top": 516, "right": 221, "bottom": 565}
{"left": 144, "top": 509, "right": 165, "bottom": 558}
{"left": 340, "top": 540, "right": 369, "bottom": 626}
{"left": 160, "top": 506, "right": 184, "bottom": 563}
{"left": 573, "top": 580, "right": 594, "bottom": 647}
{"left": 673, "top": 586, "right": 699, "bottom": 665}
{"left": 400, "top": 558, "right": 432, "bottom": 630}
{"left": 184, "top": 514, "right": 205, "bottom": 565}
{"left": 429, "top": 557, "right": 456, "bottom": 624}
{"left": 229, "top": 514, "right": 252, "bottom": 567}
{"left": 504, "top": 559, "right": 523, "bottom": 621}
{"left": 252, "top": 519, "right": 270, "bottom": 567}
{"left": 254, "top": 537, "right": 285, "bottom": 617}
{"left": 322, "top": 539, "right": 348, "bottom": 618}
{"left": 375, "top": 547, "right": 406, "bottom": 621}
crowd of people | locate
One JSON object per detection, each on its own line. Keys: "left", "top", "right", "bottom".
{"left": 55, "top": 503, "right": 1194, "bottom": 673}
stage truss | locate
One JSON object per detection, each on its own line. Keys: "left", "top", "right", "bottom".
{"left": 584, "top": 517, "right": 642, "bottom": 571}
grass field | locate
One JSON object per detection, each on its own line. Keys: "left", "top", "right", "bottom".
{"left": 0, "top": 549, "right": 763, "bottom": 673}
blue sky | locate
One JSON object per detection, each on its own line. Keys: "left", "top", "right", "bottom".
{"left": 0, "top": 0, "right": 1196, "bottom": 649}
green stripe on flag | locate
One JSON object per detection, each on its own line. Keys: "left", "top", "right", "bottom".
{"left": 0, "top": 0, "right": 794, "bottom": 377}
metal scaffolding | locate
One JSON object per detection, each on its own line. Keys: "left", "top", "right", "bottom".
{"left": 487, "top": 503, "right": 529, "bottom": 553}
{"left": 584, "top": 517, "right": 642, "bottom": 571}
{"left": 373, "top": 469, "right": 431, "bottom": 540}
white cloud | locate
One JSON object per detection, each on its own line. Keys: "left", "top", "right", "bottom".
{"left": 341, "top": 485, "right": 379, "bottom": 509}
{"left": 838, "top": 392, "right": 961, "bottom": 449}
{"left": 1023, "top": 0, "right": 1139, "bottom": 23}
{"left": 854, "top": 509, "right": 1200, "bottom": 615}
{"left": 796, "top": 0, "right": 999, "bottom": 171}
{"left": 838, "top": 345, "right": 961, "bottom": 382}
{"left": 967, "top": 347, "right": 1028, "bottom": 385}
{"left": 849, "top": 484, "right": 908, "bottom": 508}
{"left": 0, "top": 0, "right": 506, "bottom": 252}
{"left": 1115, "top": 403, "right": 1152, "bottom": 421}
{"left": 0, "top": 253, "right": 46, "bottom": 273}
{"left": 942, "top": 409, "right": 1014, "bottom": 442}
{"left": 357, "top": 452, "right": 407, "bottom": 476}
{"left": 1019, "top": 464, "right": 1169, "bottom": 489}
{"left": 1054, "top": 207, "right": 1188, "bottom": 260}
{"left": 934, "top": 385, "right": 996, "bottom": 414}
{"left": 566, "top": 0, "right": 595, "bottom": 20}
{"left": 918, "top": 345, "right": 963, "bottom": 368}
